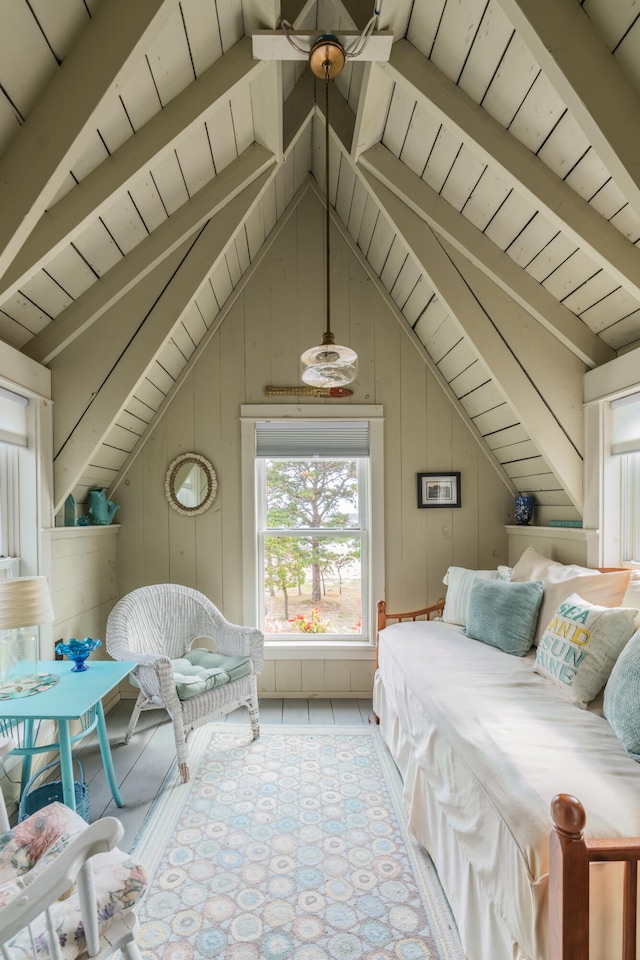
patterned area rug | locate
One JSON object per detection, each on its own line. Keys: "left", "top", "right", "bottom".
{"left": 131, "top": 725, "right": 465, "bottom": 960}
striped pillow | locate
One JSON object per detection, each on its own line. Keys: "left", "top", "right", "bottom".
{"left": 442, "top": 567, "right": 505, "bottom": 627}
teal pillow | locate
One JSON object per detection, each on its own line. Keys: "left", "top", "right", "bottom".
{"left": 463, "top": 579, "right": 544, "bottom": 656}
{"left": 604, "top": 630, "right": 640, "bottom": 761}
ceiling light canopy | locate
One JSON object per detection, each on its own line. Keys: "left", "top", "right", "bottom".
{"left": 300, "top": 37, "right": 358, "bottom": 389}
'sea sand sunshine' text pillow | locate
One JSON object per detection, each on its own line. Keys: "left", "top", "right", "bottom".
{"left": 462, "top": 578, "right": 544, "bottom": 656}
{"left": 534, "top": 593, "right": 638, "bottom": 708}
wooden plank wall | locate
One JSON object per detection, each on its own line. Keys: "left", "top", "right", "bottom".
{"left": 113, "top": 188, "right": 513, "bottom": 696}
{"left": 49, "top": 526, "right": 119, "bottom": 677}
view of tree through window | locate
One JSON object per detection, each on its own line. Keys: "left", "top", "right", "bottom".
{"left": 262, "top": 459, "right": 363, "bottom": 635}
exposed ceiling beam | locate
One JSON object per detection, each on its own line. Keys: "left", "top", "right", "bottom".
{"left": 358, "top": 166, "right": 584, "bottom": 510}
{"left": 242, "top": 0, "right": 280, "bottom": 32}
{"left": 0, "top": 0, "right": 175, "bottom": 280}
{"left": 51, "top": 239, "right": 197, "bottom": 457}
{"left": 385, "top": 39, "right": 640, "bottom": 306}
{"left": 351, "top": 62, "right": 394, "bottom": 161}
{"left": 53, "top": 166, "right": 276, "bottom": 510}
{"left": 497, "top": 0, "right": 640, "bottom": 222}
{"left": 283, "top": 71, "right": 315, "bottom": 152}
{"left": 252, "top": 30, "right": 393, "bottom": 62}
{"left": 360, "top": 144, "right": 614, "bottom": 369}
{"left": 24, "top": 143, "right": 276, "bottom": 366}
{"left": 251, "top": 62, "right": 284, "bottom": 160}
{"left": 0, "top": 38, "right": 265, "bottom": 302}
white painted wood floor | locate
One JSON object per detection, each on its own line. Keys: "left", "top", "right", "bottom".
{"left": 73, "top": 697, "right": 375, "bottom": 851}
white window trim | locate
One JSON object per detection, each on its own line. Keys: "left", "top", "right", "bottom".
{"left": 241, "top": 404, "right": 384, "bottom": 659}
{"left": 584, "top": 345, "right": 640, "bottom": 566}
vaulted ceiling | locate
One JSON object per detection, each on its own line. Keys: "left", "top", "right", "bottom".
{"left": 1, "top": 0, "right": 639, "bottom": 519}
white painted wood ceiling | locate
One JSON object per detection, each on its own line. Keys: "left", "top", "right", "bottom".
{"left": 0, "top": 0, "right": 639, "bottom": 517}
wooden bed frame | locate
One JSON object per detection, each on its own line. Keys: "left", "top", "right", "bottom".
{"left": 376, "top": 598, "right": 640, "bottom": 960}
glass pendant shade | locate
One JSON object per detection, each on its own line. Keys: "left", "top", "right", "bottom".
{"left": 300, "top": 341, "right": 358, "bottom": 387}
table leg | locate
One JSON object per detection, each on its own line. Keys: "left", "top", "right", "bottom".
{"left": 19, "top": 719, "right": 35, "bottom": 797}
{"left": 96, "top": 701, "right": 123, "bottom": 807}
{"left": 56, "top": 720, "right": 76, "bottom": 812}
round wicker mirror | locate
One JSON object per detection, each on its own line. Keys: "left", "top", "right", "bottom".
{"left": 165, "top": 453, "right": 218, "bottom": 516}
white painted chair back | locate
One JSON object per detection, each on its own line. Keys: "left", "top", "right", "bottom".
{"left": 0, "top": 738, "right": 145, "bottom": 960}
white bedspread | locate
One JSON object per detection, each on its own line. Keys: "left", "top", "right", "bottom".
{"left": 376, "top": 619, "right": 640, "bottom": 960}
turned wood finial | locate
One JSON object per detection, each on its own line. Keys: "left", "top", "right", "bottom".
{"left": 550, "top": 793, "right": 586, "bottom": 838}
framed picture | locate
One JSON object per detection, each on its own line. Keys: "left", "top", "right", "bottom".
{"left": 417, "top": 472, "right": 461, "bottom": 509}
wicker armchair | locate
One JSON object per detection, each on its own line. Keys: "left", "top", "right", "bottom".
{"left": 106, "top": 584, "right": 264, "bottom": 782}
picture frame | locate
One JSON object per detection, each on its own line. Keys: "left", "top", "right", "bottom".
{"left": 417, "top": 472, "right": 461, "bottom": 509}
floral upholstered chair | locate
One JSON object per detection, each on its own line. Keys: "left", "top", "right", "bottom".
{"left": 0, "top": 739, "right": 146, "bottom": 960}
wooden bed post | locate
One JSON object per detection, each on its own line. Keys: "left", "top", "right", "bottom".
{"left": 549, "top": 794, "right": 590, "bottom": 960}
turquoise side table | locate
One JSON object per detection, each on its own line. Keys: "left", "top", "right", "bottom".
{"left": 0, "top": 659, "right": 136, "bottom": 813}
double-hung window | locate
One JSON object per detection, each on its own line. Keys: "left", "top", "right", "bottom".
{"left": 612, "top": 393, "right": 640, "bottom": 564}
{"left": 242, "top": 407, "right": 383, "bottom": 645}
{"left": 0, "top": 387, "right": 29, "bottom": 577}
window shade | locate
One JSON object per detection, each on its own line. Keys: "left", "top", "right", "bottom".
{"left": 612, "top": 392, "right": 640, "bottom": 455}
{"left": 0, "top": 387, "right": 28, "bottom": 447}
{"left": 255, "top": 421, "right": 369, "bottom": 458}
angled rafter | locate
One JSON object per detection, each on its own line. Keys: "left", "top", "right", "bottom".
{"left": 53, "top": 166, "right": 276, "bottom": 510}
{"left": 51, "top": 239, "right": 197, "bottom": 456}
{"left": 351, "top": 62, "right": 394, "bottom": 160}
{"left": 0, "top": 0, "right": 175, "bottom": 280}
{"left": 283, "top": 71, "right": 315, "bottom": 152}
{"left": 385, "top": 39, "right": 640, "bottom": 305}
{"left": 24, "top": 143, "right": 276, "bottom": 366}
{"left": 360, "top": 144, "right": 614, "bottom": 369}
{"left": 498, "top": 0, "right": 640, "bottom": 221}
{"left": 1, "top": 38, "right": 265, "bottom": 302}
{"left": 358, "top": 166, "right": 584, "bottom": 510}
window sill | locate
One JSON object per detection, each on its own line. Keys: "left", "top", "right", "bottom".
{"left": 264, "top": 640, "right": 375, "bottom": 660}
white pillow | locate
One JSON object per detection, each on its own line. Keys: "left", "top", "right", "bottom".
{"left": 442, "top": 567, "right": 503, "bottom": 627}
{"left": 511, "top": 547, "right": 594, "bottom": 584}
{"left": 512, "top": 548, "right": 630, "bottom": 644}
{"left": 534, "top": 592, "right": 638, "bottom": 708}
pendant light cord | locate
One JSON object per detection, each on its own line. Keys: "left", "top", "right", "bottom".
{"left": 323, "top": 64, "right": 333, "bottom": 345}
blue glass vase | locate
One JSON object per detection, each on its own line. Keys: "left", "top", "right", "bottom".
{"left": 55, "top": 638, "right": 101, "bottom": 672}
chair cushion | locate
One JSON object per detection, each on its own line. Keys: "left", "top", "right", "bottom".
{"left": 171, "top": 648, "right": 253, "bottom": 700}
{"left": 0, "top": 801, "right": 86, "bottom": 884}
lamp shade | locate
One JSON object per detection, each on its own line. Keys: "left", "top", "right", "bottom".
{"left": 0, "top": 577, "right": 54, "bottom": 630}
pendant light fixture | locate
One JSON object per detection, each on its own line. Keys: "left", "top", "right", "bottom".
{"left": 300, "top": 36, "right": 358, "bottom": 388}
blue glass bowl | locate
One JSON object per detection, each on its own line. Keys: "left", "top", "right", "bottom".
{"left": 55, "top": 638, "right": 101, "bottom": 672}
